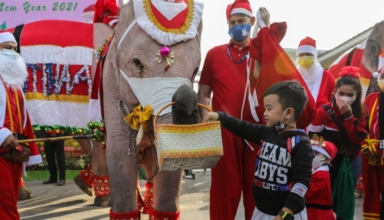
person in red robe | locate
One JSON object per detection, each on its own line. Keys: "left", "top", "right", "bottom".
{"left": 296, "top": 36, "right": 335, "bottom": 109}
{"left": 0, "top": 32, "right": 42, "bottom": 220}
{"left": 361, "top": 67, "right": 384, "bottom": 220}
{"left": 198, "top": 1, "right": 316, "bottom": 219}
{"left": 93, "top": 0, "right": 120, "bottom": 27}
{"left": 305, "top": 136, "right": 337, "bottom": 220}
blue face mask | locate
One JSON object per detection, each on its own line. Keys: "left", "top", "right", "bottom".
{"left": 228, "top": 23, "right": 251, "bottom": 42}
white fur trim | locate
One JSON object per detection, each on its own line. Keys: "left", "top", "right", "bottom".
{"left": 312, "top": 145, "right": 331, "bottom": 160}
{"left": 25, "top": 154, "right": 43, "bottom": 166}
{"left": 133, "top": 0, "right": 204, "bottom": 45}
{"left": 89, "top": 98, "right": 102, "bottom": 122}
{"left": 0, "top": 32, "right": 17, "bottom": 45}
{"left": 297, "top": 45, "right": 317, "bottom": 56}
{"left": 0, "top": 127, "right": 12, "bottom": 146}
{"left": 230, "top": 8, "right": 254, "bottom": 18}
{"left": 312, "top": 165, "right": 329, "bottom": 174}
{"left": 373, "top": 72, "right": 380, "bottom": 78}
{"left": 25, "top": 99, "right": 89, "bottom": 129}
{"left": 20, "top": 46, "right": 93, "bottom": 65}
{"left": 108, "top": 19, "right": 119, "bottom": 27}
{"left": 152, "top": 0, "right": 187, "bottom": 20}
{"left": 310, "top": 65, "right": 323, "bottom": 102}
{"left": 307, "top": 124, "right": 324, "bottom": 133}
{"left": 0, "top": 81, "right": 6, "bottom": 127}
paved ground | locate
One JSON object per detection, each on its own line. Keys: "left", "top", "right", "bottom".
{"left": 19, "top": 169, "right": 364, "bottom": 220}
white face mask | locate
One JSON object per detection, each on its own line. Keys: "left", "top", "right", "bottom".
{"left": 335, "top": 95, "right": 356, "bottom": 106}
{"left": 120, "top": 68, "right": 192, "bottom": 116}
{"left": 312, "top": 155, "right": 325, "bottom": 170}
{"left": 0, "top": 49, "right": 20, "bottom": 59}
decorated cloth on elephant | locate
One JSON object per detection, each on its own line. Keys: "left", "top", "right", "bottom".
{"left": 0, "top": 32, "right": 42, "bottom": 220}
{"left": 199, "top": 1, "right": 316, "bottom": 219}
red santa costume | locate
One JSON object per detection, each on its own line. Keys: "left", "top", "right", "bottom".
{"left": 199, "top": 1, "right": 316, "bottom": 220}
{"left": 93, "top": 0, "right": 120, "bottom": 27}
{"left": 361, "top": 67, "right": 384, "bottom": 220}
{"left": 296, "top": 37, "right": 335, "bottom": 109}
{"left": 0, "top": 32, "right": 42, "bottom": 220}
{"left": 305, "top": 139, "right": 337, "bottom": 220}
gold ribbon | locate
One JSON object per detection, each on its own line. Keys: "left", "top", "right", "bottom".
{"left": 124, "top": 105, "right": 153, "bottom": 132}
{"left": 362, "top": 139, "right": 382, "bottom": 165}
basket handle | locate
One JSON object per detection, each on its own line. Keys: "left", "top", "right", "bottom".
{"left": 153, "top": 102, "right": 212, "bottom": 140}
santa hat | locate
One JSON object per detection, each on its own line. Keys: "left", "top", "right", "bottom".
{"left": 226, "top": 0, "right": 254, "bottom": 20}
{"left": 312, "top": 141, "right": 337, "bottom": 161}
{"left": 83, "top": 4, "right": 95, "bottom": 13}
{"left": 0, "top": 32, "right": 17, "bottom": 46}
{"left": 296, "top": 36, "right": 317, "bottom": 56}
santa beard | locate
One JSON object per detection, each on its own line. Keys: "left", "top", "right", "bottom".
{"left": 0, "top": 52, "right": 28, "bottom": 89}
{"left": 296, "top": 63, "right": 322, "bottom": 91}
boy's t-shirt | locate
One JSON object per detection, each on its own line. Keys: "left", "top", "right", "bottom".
{"left": 218, "top": 112, "right": 314, "bottom": 215}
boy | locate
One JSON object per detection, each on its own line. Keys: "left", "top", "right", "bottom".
{"left": 203, "top": 80, "right": 314, "bottom": 220}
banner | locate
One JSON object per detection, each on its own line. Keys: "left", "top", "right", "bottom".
{"left": 1, "top": 0, "right": 98, "bottom": 132}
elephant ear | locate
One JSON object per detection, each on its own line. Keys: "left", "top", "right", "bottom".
{"left": 363, "top": 21, "right": 384, "bottom": 73}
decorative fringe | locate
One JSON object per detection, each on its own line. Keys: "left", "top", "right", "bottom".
{"left": 80, "top": 165, "right": 94, "bottom": 187}
{"left": 93, "top": 175, "right": 110, "bottom": 197}
{"left": 143, "top": 182, "right": 154, "bottom": 214}
{"left": 149, "top": 209, "right": 180, "bottom": 220}
{"left": 110, "top": 209, "right": 140, "bottom": 220}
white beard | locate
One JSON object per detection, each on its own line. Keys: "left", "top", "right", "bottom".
{"left": 0, "top": 52, "right": 28, "bottom": 89}
{"left": 296, "top": 63, "right": 321, "bottom": 91}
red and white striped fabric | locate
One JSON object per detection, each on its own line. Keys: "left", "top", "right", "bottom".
{"left": 6, "top": 20, "right": 95, "bottom": 129}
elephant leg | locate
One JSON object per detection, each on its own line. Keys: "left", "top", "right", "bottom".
{"left": 153, "top": 170, "right": 182, "bottom": 212}
{"left": 91, "top": 141, "right": 111, "bottom": 207}
{"left": 74, "top": 165, "right": 93, "bottom": 196}
{"left": 18, "top": 177, "right": 33, "bottom": 200}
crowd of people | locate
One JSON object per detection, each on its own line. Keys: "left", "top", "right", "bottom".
{"left": 0, "top": 0, "right": 384, "bottom": 219}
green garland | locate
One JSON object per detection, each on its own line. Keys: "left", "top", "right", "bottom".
{"left": 87, "top": 121, "right": 105, "bottom": 143}
{"left": 33, "top": 125, "right": 90, "bottom": 134}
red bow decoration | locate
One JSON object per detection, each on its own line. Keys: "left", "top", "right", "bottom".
{"left": 339, "top": 66, "right": 360, "bottom": 79}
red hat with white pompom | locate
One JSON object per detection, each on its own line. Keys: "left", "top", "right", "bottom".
{"left": 226, "top": 0, "right": 254, "bottom": 20}
{"left": 297, "top": 36, "right": 317, "bottom": 56}
{"left": 311, "top": 135, "right": 337, "bottom": 161}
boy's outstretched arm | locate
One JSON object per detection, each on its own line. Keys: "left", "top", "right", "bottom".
{"left": 204, "top": 112, "right": 267, "bottom": 144}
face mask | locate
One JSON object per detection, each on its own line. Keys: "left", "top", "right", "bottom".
{"left": 0, "top": 49, "right": 20, "bottom": 59}
{"left": 378, "top": 78, "right": 384, "bottom": 91}
{"left": 297, "top": 56, "right": 314, "bottom": 69}
{"left": 312, "top": 155, "right": 325, "bottom": 170}
{"left": 274, "top": 109, "right": 288, "bottom": 132}
{"left": 335, "top": 94, "right": 356, "bottom": 106}
{"left": 228, "top": 23, "right": 251, "bottom": 42}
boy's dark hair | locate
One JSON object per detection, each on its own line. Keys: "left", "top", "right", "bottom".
{"left": 263, "top": 80, "right": 308, "bottom": 121}
{"left": 334, "top": 75, "right": 364, "bottom": 119}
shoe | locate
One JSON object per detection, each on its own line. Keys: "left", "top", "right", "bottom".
{"left": 57, "top": 179, "right": 65, "bottom": 186}
{"left": 43, "top": 179, "right": 57, "bottom": 184}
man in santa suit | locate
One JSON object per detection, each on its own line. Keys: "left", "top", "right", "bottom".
{"left": 0, "top": 32, "right": 42, "bottom": 220}
{"left": 93, "top": 0, "right": 120, "bottom": 27}
{"left": 296, "top": 37, "right": 335, "bottom": 109}
{"left": 198, "top": 1, "right": 316, "bottom": 219}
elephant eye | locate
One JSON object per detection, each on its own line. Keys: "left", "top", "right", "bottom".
{"left": 131, "top": 58, "right": 144, "bottom": 74}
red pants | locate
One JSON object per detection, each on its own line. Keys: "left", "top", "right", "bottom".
{"left": 210, "top": 128, "right": 257, "bottom": 220}
{"left": 362, "top": 156, "right": 384, "bottom": 219}
{"left": 0, "top": 156, "right": 22, "bottom": 220}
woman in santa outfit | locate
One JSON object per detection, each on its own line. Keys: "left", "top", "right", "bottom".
{"left": 0, "top": 32, "right": 42, "bottom": 220}
{"left": 305, "top": 136, "right": 337, "bottom": 220}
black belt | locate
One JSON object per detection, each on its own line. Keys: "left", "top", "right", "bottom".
{"left": 306, "top": 203, "right": 332, "bottom": 210}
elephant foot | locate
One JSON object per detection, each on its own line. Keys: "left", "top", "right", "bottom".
{"left": 149, "top": 209, "right": 180, "bottom": 220}
{"left": 110, "top": 209, "right": 141, "bottom": 220}
{"left": 18, "top": 186, "right": 33, "bottom": 200}
{"left": 94, "top": 195, "right": 111, "bottom": 207}
{"left": 74, "top": 175, "right": 93, "bottom": 197}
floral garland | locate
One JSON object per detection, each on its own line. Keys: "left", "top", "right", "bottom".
{"left": 87, "top": 121, "right": 105, "bottom": 145}
{"left": 33, "top": 125, "right": 90, "bottom": 135}
{"left": 96, "top": 35, "right": 113, "bottom": 62}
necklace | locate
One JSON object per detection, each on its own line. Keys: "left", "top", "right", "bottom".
{"left": 226, "top": 44, "right": 248, "bottom": 64}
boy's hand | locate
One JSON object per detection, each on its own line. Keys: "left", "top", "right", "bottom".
{"left": 202, "top": 112, "right": 219, "bottom": 122}
{"left": 338, "top": 101, "right": 353, "bottom": 118}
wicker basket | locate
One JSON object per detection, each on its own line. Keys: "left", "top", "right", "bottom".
{"left": 154, "top": 102, "right": 223, "bottom": 171}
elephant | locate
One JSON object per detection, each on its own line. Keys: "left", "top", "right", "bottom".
{"left": 101, "top": 0, "right": 203, "bottom": 219}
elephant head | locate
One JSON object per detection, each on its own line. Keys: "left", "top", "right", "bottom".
{"left": 102, "top": 0, "right": 203, "bottom": 214}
